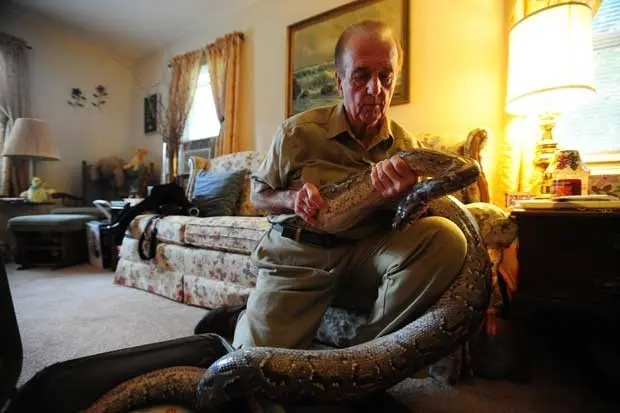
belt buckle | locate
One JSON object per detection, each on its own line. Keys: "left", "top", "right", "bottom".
{"left": 294, "top": 227, "right": 302, "bottom": 242}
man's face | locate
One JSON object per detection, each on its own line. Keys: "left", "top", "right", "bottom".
{"left": 336, "top": 33, "right": 399, "bottom": 131}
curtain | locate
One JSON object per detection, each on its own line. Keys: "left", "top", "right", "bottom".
{"left": 0, "top": 33, "right": 30, "bottom": 196}
{"left": 206, "top": 32, "right": 244, "bottom": 157}
{"left": 165, "top": 48, "right": 204, "bottom": 182}
{"left": 498, "top": 1, "right": 603, "bottom": 200}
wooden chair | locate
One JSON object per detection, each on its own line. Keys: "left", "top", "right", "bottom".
{"left": 82, "top": 159, "right": 157, "bottom": 204}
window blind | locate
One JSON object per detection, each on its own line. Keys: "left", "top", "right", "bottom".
{"left": 554, "top": 0, "right": 620, "bottom": 159}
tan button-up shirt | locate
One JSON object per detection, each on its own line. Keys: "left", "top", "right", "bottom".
{"left": 251, "top": 103, "right": 421, "bottom": 238}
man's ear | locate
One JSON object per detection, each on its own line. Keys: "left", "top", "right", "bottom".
{"left": 335, "top": 71, "right": 344, "bottom": 98}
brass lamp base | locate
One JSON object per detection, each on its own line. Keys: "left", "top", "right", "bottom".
{"left": 532, "top": 114, "right": 559, "bottom": 197}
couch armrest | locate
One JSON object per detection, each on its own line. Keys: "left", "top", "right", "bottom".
{"left": 186, "top": 155, "right": 210, "bottom": 199}
{"left": 464, "top": 202, "right": 517, "bottom": 249}
{"left": 464, "top": 129, "right": 490, "bottom": 203}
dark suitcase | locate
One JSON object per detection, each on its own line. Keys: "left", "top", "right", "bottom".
{"left": 0, "top": 258, "right": 231, "bottom": 413}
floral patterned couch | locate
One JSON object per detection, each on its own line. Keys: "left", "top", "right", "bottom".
{"left": 113, "top": 128, "right": 518, "bottom": 320}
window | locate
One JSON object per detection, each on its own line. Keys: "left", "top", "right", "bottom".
{"left": 182, "top": 64, "right": 221, "bottom": 141}
{"left": 554, "top": 0, "right": 620, "bottom": 165}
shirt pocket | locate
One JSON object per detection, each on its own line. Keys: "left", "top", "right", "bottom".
{"left": 301, "top": 162, "right": 358, "bottom": 188}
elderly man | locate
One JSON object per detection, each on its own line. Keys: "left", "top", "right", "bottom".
{"left": 195, "top": 20, "right": 467, "bottom": 350}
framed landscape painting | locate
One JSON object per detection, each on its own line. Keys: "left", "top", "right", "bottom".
{"left": 286, "top": 0, "right": 409, "bottom": 117}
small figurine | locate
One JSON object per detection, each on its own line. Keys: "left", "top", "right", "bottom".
{"left": 124, "top": 148, "right": 149, "bottom": 171}
{"left": 20, "top": 177, "right": 55, "bottom": 203}
{"left": 123, "top": 148, "right": 150, "bottom": 197}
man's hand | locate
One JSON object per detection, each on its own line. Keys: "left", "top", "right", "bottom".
{"left": 371, "top": 155, "right": 417, "bottom": 198}
{"left": 294, "top": 183, "right": 326, "bottom": 225}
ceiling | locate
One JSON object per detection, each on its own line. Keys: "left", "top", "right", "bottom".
{"left": 9, "top": 0, "right": 258, "bottom": 60}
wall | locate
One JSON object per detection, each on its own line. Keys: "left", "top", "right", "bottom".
{"left": 134, "top": 0, "right": 508, "bottom": 203}
{"left": 0, "top": 7, "right": 140, "bottom": 196}
{"left": 130, "top": 49, "right": 170, "bottom": 181}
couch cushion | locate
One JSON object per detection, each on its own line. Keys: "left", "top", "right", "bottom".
{"left": 184, "top": 216, "right": 270, "bottom": 254}
{"left": 205, "top": 151, "right": 267, "bottom": 217}
{"left": 128, "top": 214, "right": 192, "bottom": 245}
{"left": 127, "top": 214, "right": 270, "bottom": 254}
{"left": 191, "top": 169, "right": 246, "bottom": 216}
{"left": 207, "top": 151, "right": 265, "bottom": 172}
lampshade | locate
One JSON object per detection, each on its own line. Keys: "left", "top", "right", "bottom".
{"left": 1, "top": 118, "right": 60, "bottom": 160}
{"left": 506, "top": 2, "right": 596, "bottom": 116}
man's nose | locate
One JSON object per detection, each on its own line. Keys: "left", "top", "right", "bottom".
{"left": 366, "top": 75, "right": 381, "bottom": 96}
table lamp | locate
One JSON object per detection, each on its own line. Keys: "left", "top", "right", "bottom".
{"left": 1, "top": 118, "right": 61, "bottom": 187}
{"left": 505, "top": 2, "right": 596, "bottom": 196}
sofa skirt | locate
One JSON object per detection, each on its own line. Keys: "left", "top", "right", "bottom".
{"left": 183, "top": 276, "right": 254, "bottom": 309}
{"left": 114, "top": 259, "right": 184, "bottom": 303}
{"left": 114, "top": 236, "right": 258, "bottom": 309}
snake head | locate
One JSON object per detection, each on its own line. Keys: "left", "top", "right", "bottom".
{"left": 393, "top": 184, "right": 429, "bottom": 231}
{"left": 393, "top": 203, "right": 429, "bottom": 231}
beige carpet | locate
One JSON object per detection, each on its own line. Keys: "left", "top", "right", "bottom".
{"left": 7, "top": 264, "right": 619, "bottom": 412}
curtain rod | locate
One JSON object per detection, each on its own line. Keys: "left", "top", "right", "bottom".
{"left": 0, "top": 33, "right": 32, "bottom": 49}
{"left": 166, "top": 32, "right": 244, "bottom": 68}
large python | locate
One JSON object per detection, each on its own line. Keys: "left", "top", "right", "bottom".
{"left": 85, "top": 147, "right": 492, "bottom": 413}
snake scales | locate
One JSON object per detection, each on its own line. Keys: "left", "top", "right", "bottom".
{"left": 85, "top": 147, "right": 492, "bottom": 413}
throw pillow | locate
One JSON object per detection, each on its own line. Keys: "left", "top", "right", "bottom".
{"left": 192, "top": 169, "right": 247, "bottom": 217}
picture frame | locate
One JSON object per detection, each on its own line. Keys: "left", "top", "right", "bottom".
{"left": 144, "top": 93, "right": 158, "bottom": 134}
{"left": 286, "top": 0, "right": 410, "bottom": 118}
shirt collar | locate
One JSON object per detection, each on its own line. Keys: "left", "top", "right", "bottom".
{"left": 327, "top": 102, "right": 393, "bottom": 149}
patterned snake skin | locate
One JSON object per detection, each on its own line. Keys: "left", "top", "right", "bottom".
{"left": 311, "top": 148, "right": 482, "bottom": 233}
{"left": 85, "top": 148, "right": 492, "bottom": 412}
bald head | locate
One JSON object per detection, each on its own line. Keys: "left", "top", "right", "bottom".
{"left": 334, "top": 20, "right": 403, "bottom": 77}
{"left": 333, "top": 20, "right": 402, "bottom": 137}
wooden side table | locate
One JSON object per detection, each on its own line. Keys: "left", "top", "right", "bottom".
{"left": 510, "top": 208, "right": 620, "bottom": 392}
{"left": 510, "top": 208, "right": 620, "bottom": 319}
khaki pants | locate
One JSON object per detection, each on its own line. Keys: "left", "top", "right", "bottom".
{"left": 232, "top": 216, "right": 467, "bottom": 349}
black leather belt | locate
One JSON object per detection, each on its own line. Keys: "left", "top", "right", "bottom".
{"left": 271, "top": 223, "right": 352, "bottom": 248}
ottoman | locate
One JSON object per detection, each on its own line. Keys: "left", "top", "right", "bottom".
{"left": 8, "top": 214, "right": 99, "bottom": 269}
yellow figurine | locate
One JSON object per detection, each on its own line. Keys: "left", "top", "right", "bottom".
{"left": 20, "top": 177, "right": 54, "bottom": 203}
{"left": 123, "top": 148, "right": 150, "bottom": 197}
{"left": 124, "top": 148, "right": 149, "bottom": 171}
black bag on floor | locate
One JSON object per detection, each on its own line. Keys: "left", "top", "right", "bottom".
{"left": 0, "top": 258, "right": 230, "bottom": 413}
{"left": 0, "top": 258, "right": 22, "bottom": 412}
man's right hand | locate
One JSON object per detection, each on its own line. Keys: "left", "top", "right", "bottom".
{"left": 294, "top": 183, "right": 326, "bottom": 226}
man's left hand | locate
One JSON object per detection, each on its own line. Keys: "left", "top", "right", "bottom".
{"left": 371, "top": 155, "right": 417, "bottom": 198}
